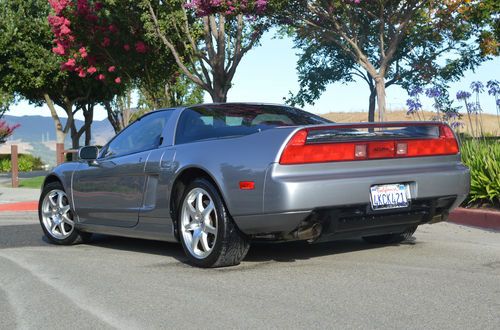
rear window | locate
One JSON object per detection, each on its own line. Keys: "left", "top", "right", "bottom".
{"left": 175, "top": 104, "right": 329, "bottom": 144}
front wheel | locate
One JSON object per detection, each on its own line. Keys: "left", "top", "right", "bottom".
{"left": 178, "top": 178, "right": 249, "bottom": 268}
{"left": 39, "top": 182, "right": 91, "bottom": 245}
{"left": 362, "top": 225, "right": 418, "bottom": 244}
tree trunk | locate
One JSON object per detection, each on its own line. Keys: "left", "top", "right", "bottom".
{"left": 55, "top": 130, "right": 66, "bottom": 145}
{"left": 368, "top": 89, "right": 376, "bottom": 123}
{"left": 210, "top": 81, "right": 228, "bottom": 103}
{"left": 70, "top": 124, "right": 80, "bottom": 150}
{"left": 104, "top": 101, "right": 121, "bottom": 134}
{"left": 374, "top": 77, "right": 386, "bottom": 122}
{"left": 83, "top": 104, "right": 94, "bottom": 146}
{"left": 210, "top": 92, "right": 227, "bottom": 103}
{"left": 44, "top": 93, "right": 68, "bottom": 144}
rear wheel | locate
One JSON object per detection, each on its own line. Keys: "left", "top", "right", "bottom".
{"left": 362, "top": 225, "right": 417, "bottom": 244}
{"left": 39, "top": 182, "right": 91, "bottom": 245}
{"left": 178, "top": 178, "right": 249, "bottom": 268}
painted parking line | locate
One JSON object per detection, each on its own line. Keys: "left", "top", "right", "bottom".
{"left": 0, "top": 201, "right": 38, "bottom": 212}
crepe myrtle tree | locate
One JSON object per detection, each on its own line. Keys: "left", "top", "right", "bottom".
{"left": 49, "top": 0, "right": 136, "bottom": 136}
{"left": 49, "top": 0, "right": 203, "bottom": 134}
{"left": 277, "top": 0, "right": 486, "bottom": 122}
{"left": 0, "top": 0, "right": 104, "bottom": 145}
{"left": 143, "top": 0, "right": 271, "bottom": 103}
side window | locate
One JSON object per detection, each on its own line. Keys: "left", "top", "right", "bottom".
{"left": 103, "top": 111, "right": 170, "bottom": 158}
{"left": 176, "top": 109, "right": 213, "bottom": 144}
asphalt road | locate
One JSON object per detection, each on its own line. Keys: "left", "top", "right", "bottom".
{"left": 0, "top": 213, "right": 499, "bottom": 330}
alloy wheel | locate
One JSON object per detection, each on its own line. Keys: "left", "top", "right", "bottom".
{"left": 180, "top": 188, "right": 218, "bottom": 259}
{"left": 41, "top": 189, "right": 75, "bottom": 240}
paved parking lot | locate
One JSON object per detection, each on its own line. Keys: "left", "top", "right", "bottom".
{"left": 0, "top": 212, "right": 499, "bottom": 329}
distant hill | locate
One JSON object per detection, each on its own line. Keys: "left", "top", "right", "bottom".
{"left": 323, "top": 110, "right": 500, "bottom": 136}
{"left": 1, "top": 115, "right": 114, "bottom": 145}
{"left": 0, "top": 115, "right": 115, "bottom": 166}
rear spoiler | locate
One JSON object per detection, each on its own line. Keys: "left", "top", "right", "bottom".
{"left": 279, "top": 122, "right": 459, "bottom": 165}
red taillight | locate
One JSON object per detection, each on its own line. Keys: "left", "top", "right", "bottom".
{"left": 279, "top": 124, "right": 459, "bottom": 165}
{"left": 404, "top": 125, "right": 459, "bottom": 157}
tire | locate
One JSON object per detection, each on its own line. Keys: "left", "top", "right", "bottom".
{"left": 38, "top": 181, "right": 92, "bottom": 245}
{"left": 177, "top": 178, "right": 250, "bottom": 268}
{"left": 362, "top": 225, "right": 418, "bottom": 244}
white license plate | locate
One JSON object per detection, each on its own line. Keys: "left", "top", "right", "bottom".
{"left": 370, "top": 184, "right": 410, "bottom": 210}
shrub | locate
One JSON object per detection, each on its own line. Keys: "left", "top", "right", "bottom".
{"left": 0, "top": 154, "right": 45, "bottom": 172}
{"left": 460, "top": 139, "right": 500, "bottom": 207}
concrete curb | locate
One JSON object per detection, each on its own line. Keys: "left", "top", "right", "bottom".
{"left": 448, "top": 208, "right": 500, "bottom": 231}
{"left": 1, "top": 202, "right": 499, "bottom": 233}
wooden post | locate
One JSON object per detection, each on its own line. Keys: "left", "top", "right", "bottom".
{"left": 56, "top": 143, "right": 64, "bottom": 165}
{"left": 11, "top": 145, "right": 19, "bottom": 188}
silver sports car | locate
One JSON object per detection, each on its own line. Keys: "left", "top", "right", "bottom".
{"left": 38, "top": 103, "right": 470, "bottom": 267}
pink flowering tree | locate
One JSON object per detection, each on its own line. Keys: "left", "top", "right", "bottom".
{"left": 145, "top": 0, "right": 271, "bottom": 102}
{"left": 49, "top": 0, "right": 202, "bottom": 133}
{"left": 0, "top": 121, "right": 20, "bottom": 144}
{"left": 49, "top": 0, "right": 141, "bottom": 135}
{"left": 48, "top": 0, "right": 142, "bottom": 92}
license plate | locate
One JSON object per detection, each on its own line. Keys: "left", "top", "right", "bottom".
{"left": 370, "top": 184, "right": 410, "bottom": 210}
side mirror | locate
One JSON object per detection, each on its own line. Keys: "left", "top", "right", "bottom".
{"left": 78, "top": 146, "right": 99, "bottom": 161}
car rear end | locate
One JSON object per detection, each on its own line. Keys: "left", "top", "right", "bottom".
{"left": 262, "top": 122, "right": 470, "bottom": 242}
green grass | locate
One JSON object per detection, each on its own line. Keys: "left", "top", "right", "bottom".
{"left": 19, "top": 176, "right": 45, "bottom": 189}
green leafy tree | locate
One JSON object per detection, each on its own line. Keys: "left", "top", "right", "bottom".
{"left": 277, "top": 0, "right": 486, "bottom": 121}
{"left": 459, "top": 0, "right": 500, "bottom": 56}
{"left": 0, "top": 89, "right": 12, "bottom": 120}
{"left": 143, "top": 0, "right": 270, "bottom": 102}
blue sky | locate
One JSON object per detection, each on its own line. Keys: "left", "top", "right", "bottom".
{"left": 8, "top": 31, "right": 500, "bottom": 120}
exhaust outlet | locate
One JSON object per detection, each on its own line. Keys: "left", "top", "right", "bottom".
{"left": 296, "top": 223, "right": 322, "bottom": 241}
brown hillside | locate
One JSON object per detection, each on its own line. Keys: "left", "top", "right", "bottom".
{"left": 321, "top": 110, "right": 500, "bottom": 136}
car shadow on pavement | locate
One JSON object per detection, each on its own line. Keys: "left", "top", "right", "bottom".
{"left": 244, "top": 239, "right": 400, "bottom": 263}
{"left": 88, "top": 234, "right": 188, "bottom": 261}
{"left": 86, "top": 234, "right": 417, "bottom": 267}
{"left": 0, "top": 223, "right": 418, "bottom": 267}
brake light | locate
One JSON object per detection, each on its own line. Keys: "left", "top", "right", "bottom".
{"left": 279, "top": 124, "right": 459, "bottom": 165}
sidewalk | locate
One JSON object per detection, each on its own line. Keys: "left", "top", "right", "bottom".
{"left": 0, "top": 187, "right": 40, "bottom": 212}
{"left": 0, "top": 187, "right": 40, "bottom": 204}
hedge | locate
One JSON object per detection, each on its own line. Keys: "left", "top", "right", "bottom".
{"left": 0, "top": 154, "right": 45, "bottom": 172}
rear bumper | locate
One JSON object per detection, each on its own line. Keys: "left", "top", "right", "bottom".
{"left": 236, "top": 195, "right": 462, "bottom": 238}
{"left": 311, "top": 195, "right": 458, "bottom": 242}
{"left": 234, "top": 156, "right": 470, "bottom": 236}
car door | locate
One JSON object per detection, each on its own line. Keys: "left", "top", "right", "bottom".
{"left": 72, "top": 111, "right": 169, "bottom": 227}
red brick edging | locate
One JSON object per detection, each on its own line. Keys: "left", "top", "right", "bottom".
{"left": 448, "top": 207, "right": 500, "bottom": 231}
{"left": 0, "top": 201, "right": 38, "bottom": 212}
